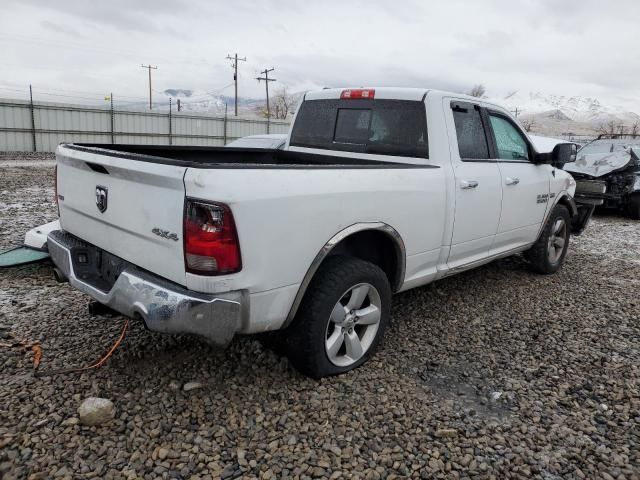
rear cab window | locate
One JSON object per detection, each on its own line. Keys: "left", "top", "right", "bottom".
{"left": 290, "top": 99, "right": 428, "bottom": 159}
{"left": 451, "top": 102, "right": 490, "bottom": 161}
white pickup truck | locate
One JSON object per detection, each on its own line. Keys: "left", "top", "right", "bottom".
{"left": 49, "top": 87, "right": 591, "bottom": 378}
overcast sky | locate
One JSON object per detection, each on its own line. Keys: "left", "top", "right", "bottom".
{"left": 1, "top": 0, "right": 639, "bottom": 110}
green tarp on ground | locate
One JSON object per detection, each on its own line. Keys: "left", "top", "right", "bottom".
{"left": 0, "top": 247, "right": 50, "bottom": 267}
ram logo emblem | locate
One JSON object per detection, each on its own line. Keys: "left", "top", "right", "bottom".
{"left": 95, "top": 186, "right": 108, "bottom": 213}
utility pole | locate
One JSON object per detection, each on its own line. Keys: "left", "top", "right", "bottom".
{"left": 29, "top": 84, "right": 36, "bottom": 152}
{"left": 223, "top": 103, "right": 228, "bottom": 145}
{"left": 226, "top": 53, "right": 246, "bottom": 116}
{"left": 256, "top": 68, "right": 276, "bottom": 123}
{"left": 168, "top": 97, "right": 172, "bottom": 145}
{"left": 141, "top": 64, "right": 157, "bottom": 110}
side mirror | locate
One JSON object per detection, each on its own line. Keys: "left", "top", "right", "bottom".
{"left": 552, "top": 143, "right": 577, "bottom": 166}
{"left": 534, "top": 143, "right": 577, "bottom": 167}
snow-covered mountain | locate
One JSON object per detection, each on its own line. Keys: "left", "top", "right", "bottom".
{"left": 153, "top": 89, "right": 266, "bottom": 117}
{"left": 489, "top": 91, "right": 640, "bottom": 135}
{"left": 496, "top": 91, "right": 640, "bottom": 124}
{"left": 153, "top": 88, "right": 304, "bottom": 120}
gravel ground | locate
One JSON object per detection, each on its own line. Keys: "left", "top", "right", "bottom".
{"left": 1, "top": 156, "right": 639, "bottom": 480}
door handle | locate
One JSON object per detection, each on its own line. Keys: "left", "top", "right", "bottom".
{"left": 460, "top": 180, "right": 479, "bottom": 189}
{"left": 505, "top": 177, "right": 520, "bottom": 186}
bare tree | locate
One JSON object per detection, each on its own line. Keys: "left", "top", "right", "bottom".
{"left": 596, "top": 120, "right": 619, "bottom": 136}
{"left": 630, "top": 121, "right": 639, "bottom": 138}
{"left": 272, "top": 87, "right": 295, "bottom": 120}
{"left": 468, "top": 84, "right": 486, "bottom": 98}
{"left": 520, "top": 118, "right": 536, "bottom": 132}
{"left": 255, "top": 87, "right": 294, "bottom": 120}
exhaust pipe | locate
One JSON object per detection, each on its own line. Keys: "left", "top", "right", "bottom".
{"left": 53, "top": 267, "right": 68, "bottom": 283}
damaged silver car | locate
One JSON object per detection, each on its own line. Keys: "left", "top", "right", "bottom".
{"left": 565, "top": 135, "right": 640, "bottom": 219}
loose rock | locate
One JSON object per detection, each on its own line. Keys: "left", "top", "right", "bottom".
{"left": 434, "top": 428, "right": 458, "bottom": 438}
{"left": 183, "top": 381, "right": 204, "bottom": 392}
{"left": 77, "top": 397, "right": 115, "bottom": 426}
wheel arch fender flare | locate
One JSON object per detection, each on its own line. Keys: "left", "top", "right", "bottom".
{"left": 283, "top": 222, "right": 406, "bottom": 327}
{"left": 557, "top": 193, "right": 578, "bottom": 218}
{"left": 536, "top": 191, "right": 578, "bottom": 241}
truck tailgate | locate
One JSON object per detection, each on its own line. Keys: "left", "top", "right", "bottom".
{"left": 56, "top": 146, "right": 187, "bottom": 286}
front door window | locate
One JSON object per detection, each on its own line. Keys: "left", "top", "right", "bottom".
{"left": 489, "top": 115, "right": 530, "bottom": 161}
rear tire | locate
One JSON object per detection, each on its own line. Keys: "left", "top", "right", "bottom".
{"left": 626, "top": 193, "right": 640, "bottom": 220}
{"left": 284, "top": 255, "right": 391, "bottom": 378}
{"left": 527, "top": 204, "right": 571, "bottom": 274}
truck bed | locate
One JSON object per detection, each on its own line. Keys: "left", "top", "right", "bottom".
{"left": 55, "top": 142, "right": 440, "bottom": 290}
{"left": 65, "top": 143, "right": 434, "bottom": 169}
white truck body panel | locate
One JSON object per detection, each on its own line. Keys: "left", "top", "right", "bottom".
{"left": 184, "top": 166, "right": 447, "bottom": 293}
{"left": 56, "top": 147, "right": 187, "bottom": 285}
{"left": 51, "top": 87, "right": 583, "bottom": 341}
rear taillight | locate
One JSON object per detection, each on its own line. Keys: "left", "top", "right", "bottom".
{"left": 183, "top": 199, "right": 241, "bottom": 275}
{"left": 340, "top": 88, "right": 375, "bottom": 100}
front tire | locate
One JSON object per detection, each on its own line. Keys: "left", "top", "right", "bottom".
{"left": 284, "top": 256, "right": 391, "bottom": 378}
{"left": 527, "top": 204, "right": 571, "bottom": 274}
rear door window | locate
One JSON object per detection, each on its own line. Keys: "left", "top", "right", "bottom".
{"left": 451, "top": 102, "right": 490, "bottom": 160}
{"left": 367, "top": 102, "right": 428, "bottom": 157}
{"left": 290, "top": 99, "right": 428, "bottom": 158}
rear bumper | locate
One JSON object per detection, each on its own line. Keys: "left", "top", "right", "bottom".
{"left": 47, "top": 230, "right": 244, "bottom": 347}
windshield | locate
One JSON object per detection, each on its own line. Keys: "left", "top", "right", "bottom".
{"left": 290, "top": 99, "right": 428, "bottom": 158}
{"left": 579, "top": 139, "right": 640, "bottom": 156}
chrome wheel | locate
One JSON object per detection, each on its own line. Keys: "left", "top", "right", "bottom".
{"left": 325, "top": 283, "right": 381, "bottom": 367}
{"left": 547, "top": 217, "right": 567, "bottom": 264}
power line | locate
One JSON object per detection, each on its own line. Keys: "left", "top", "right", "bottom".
{"left": 141, "top": 64, "right": 158, "bottom": 110}
{"left": 21, "top": 85, "right": 147, "bottom": 100}
{"left": 0, "top": 84, "right": 148, "bottom": 102}
{"left": 0, "top": 84, "right": 231, "bottom": 113}
{"left": 0, "top": 34, "right": 210, "bottom": 66}
{"left": 0, "top": 79, "right": 241, "bottom": 109}
{"left": 256, "top": 68, "right": 276, "bottom": 122}
{"left": 226, "top": 53, "right": 246, "bottom": 116}
{"left": 0, "top": 86, "right": 106, "bottom": 102}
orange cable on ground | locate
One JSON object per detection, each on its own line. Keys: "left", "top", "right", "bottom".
{"left": 34, "top": 318, "right": 129, "bottom": 377}
{"left": 31, "top": 344, "right": 42, "bottom": 368}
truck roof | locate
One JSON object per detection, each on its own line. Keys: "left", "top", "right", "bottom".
{"left": 305, "top": 87, "right": 429, "bottom": 101}
{"left": 303, "top": 87, "right": 506, "bottom": 111}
